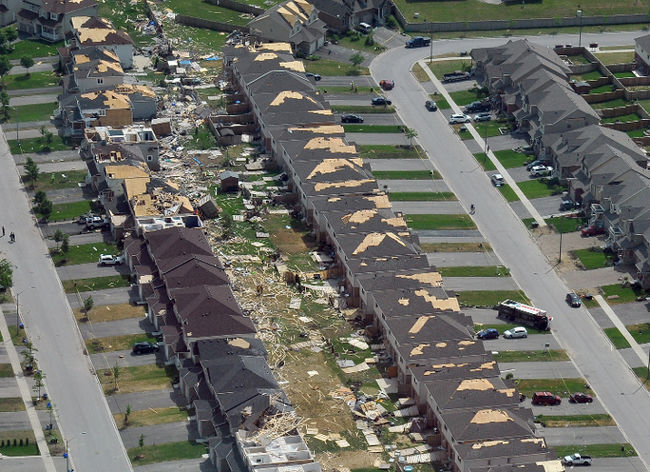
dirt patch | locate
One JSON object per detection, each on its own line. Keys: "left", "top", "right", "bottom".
{"left": 318, "top": 450, "right": 380, "bottom": 470}
{"left": 75, "top": 303, "right": 146, "bottom": 323}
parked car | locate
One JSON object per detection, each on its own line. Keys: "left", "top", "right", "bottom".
{"left": 491, "top": 173, "right": 505, "bottom": 187}
{"left": 581, "top": 225, "right": 605, "bottom": 237}
{"left": 405, "top": 36, "right": 431, "bottom": 48}
{"left": 569, "top": 392, "right": 593, "bottom": 403}
{"left": 85, "top": 216, "right": 109, "bottom": 230}
{"left": 562, "top": 453, "right": 592, "bottom": 466}
{"left": 477, "top": 328, "right": 499, "bottom": 340}
{"left": 132, "top": 342, "right": 159, "bottom": 355}
{"left": 371, "top": 96, "right": 392, "bottom": 106}
{"left": 442, "top": 71, "right": 471, "bottom": 83}
{"left": 560, "top": 198, "right": 578, "bottom": 211}
{"left": 503, "top": 326, "right": 528, "bottom": 338}
{"left": 532, "top": 391, "right": 562, "bottom": 405}
{"left": 449, "top": 113, "right": 471, "bottom": 124}
{"left": 78, "top": 212, "right": 97, "bottom": 224}
{"left": 305, "top": 72, "right": 321, "bottom": 81}
{"left": 530, "top": 165, "right": 553, "bottom": 177}
{"left": 181, "top": 77, "right": 201, "bottom": 86}
{"left": 379, "top": 80, "right": 395, "bottom": 90}
{"left": 425, "top": 100, "right": 438, "bottom": 111}
{"left": 526, "top": 159, "right": 551, "bottom": 171}
{"left": 464, "top": 100, "right": 491, "bottom": 113}
{"left": 474, "top": 112, "right": 492, "bottom": 122}
{"left": 566, "top": 292, "right": 582, "bottom": 307}
{"left": 341, "top": 114, "right": 364, "bottom": 123}
{"left": 98, "top": 254, "right": 124, "bottom": 266}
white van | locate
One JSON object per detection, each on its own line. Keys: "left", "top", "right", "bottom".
{"left": 357, "top": 22, "right": 372, "bottom": 34}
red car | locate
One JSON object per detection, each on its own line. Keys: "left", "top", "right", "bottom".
{"left": 581, "top": 226, "right": 605, "bottom": 237}
{"left": 569, "top": 392, "right": 593, "bottom": 403}
{"left": 379, "top": 80, "right": 394, "bottom": 90}
{"left": 532, "top": 392, "right": 561, "bottom": 406}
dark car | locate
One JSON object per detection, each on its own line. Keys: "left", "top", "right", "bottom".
{"left": 477, "top": 328, "right": 499, "bottom": 340}
{"left": 569, "top": 392, "right": 593, "bottom": 403}
{"left": 425, "top": 100, "right": 438, "bottom": 111}
{"left": 341, "top": 114, "right": 364, "bottom": 123}
{"left": 371, "top": 96, "right": 392, "bottom": 106}
{"left": 566, "top": 292, "right": 581, "bottom": 307}
{"left": 379, "top": 80, "right": 395, "bottom": 90}
{"left": 181, "top": 77, "right": 201, "bottom": 86}
{"left": 581, "top": 226, "right": 605, "bottom": 237}
{"left": 132, "top": 342, "right": 159, "bottom": 355}
{"left": 305, "top": 72, "right": 321, "bottom": 81}
{"left": 532, "top": 391, "right": 562, "bottom": 406}
{"left": 464, "top": 100, "right": 491, "bottom": 113}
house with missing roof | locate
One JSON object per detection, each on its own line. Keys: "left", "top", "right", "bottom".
{"left": 17, "top": 0, "right": 97, "bottom": 41}
{"left": 69, "top": 16, "right": 134, "bottom": 68}
{"left": 64, "top": 47, "right": 125, "bottom": 94}
{"left": 58, "top": 89, "right": 133, "bottom": 137}
{"left": 247, "top": 0, "right": 326, "bottom": 55}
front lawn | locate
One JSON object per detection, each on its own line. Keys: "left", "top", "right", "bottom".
{"left": 304, "top": 58, "right": 369, "bottom": 76}
{"left": 600, "top": 283, "right": 648, "bottom": 304}
{"left": 553, "top": 444, "right": 636, "bottom": 459}
{"left": 517, "top": 179, "right": 566, "bottom": 199}
{"left": 627, "top": 323, "right": 650, "bottom": 345}
{"left": 420, "top": 242, "right": 491, "bottom": 252}
{"left": 62, "top": 275, "right": 131, "bottom": 293}
{"left": 632, "top": 367, "right": 650, "bottom": 389}
{"left": 573, "top": 248, "right": 614, "bottom": 269}
{"left": 5, "top": 37, "right": 63, "bottom": 60}
{"left": 428, "top": 59, "right": 471, "bottom": 78}
{"left": 6, "top": 102, "right": 57, "bottom": 123}
{"left": 473, "top": 152, "right": 496, "bottom": 171}
{"left": 50, "top": 242, "right": 119, "bottom": 266}
{"left": 128, "top": 441, "right": 207, "bottom": 466}
{"left": 37, "top": 200, "right": 92, "bottom": 222}
{"left": 22, "top": 170, "right": 87, "bottom": 191}
{"left": 331, "top": 105, "right": 395, "bottom": 114}
{"left": 404, "top": 214, "right": 476, "bottom": 230}
{"left": 98, "top": 364, "right": 177, "bottom": 394}
{"left": 457, "top": 290, "right": 529, "bottom": 307}
{"left": 458, "top": 120, "right": 510, "bottom": 139}
{"left": 494, "top": 149, "right": 528, "bottom": 168}
{"left": 545, "top": 216, "right": 587, "bottom": 233}
{"left": 3, "top": 71, "right": 59, "bottom": 90}
{"left": 115, "top": 407, "right": 187, "bottom": 429}
{"left": 432, "top": 95, "right": 451, "bottom": 109}
{"left": 318, "top": 86, "right": 375, "bottom": 94}
{"left": 0, "top": 397, "right": 26, "bottom": 412}
{"left": 343, "top": 124, "right": 404, "bottom": 133}
{"left": 373, "top": 170, "right": 438, "bottom": 180}
{"left": 74, "top": 303, "right": 146, "bottom": 323}
{"left": 389, "top": 192, "right": 456, "bottom": 201}
{"left": 516, "top": 378, "right": 590, "bottom": 398}
{"left": 86, "top": 333, "right": 158, "bottom": 354}
{"left": 439, "top": 266, "right": 510, "bottom": 277}
{"left": 449, "top": 89, "right": 483, "bottom": 106}
{"left": 359, "top": 144, "right": 420, "bottom": 158}
{"left": 493, "top": 350, "right": 569, "bottom": 362}
{"left": 498, "top": 185, "right": 520, "bottom": 202}
{"left": 8, "top": 136, "right": 71, "bottom": 154}
{"left": 535, "top": 414, "right": 615, "bottom": 427}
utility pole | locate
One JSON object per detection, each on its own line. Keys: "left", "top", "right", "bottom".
{"left": 577, "top": 7, "right": 583, "bottom": 48}
{"left": 429, "top": 23, "right": 433, "bottom": 64}
{"left": 558, "top": 232, "right": 563, "bottom": 263}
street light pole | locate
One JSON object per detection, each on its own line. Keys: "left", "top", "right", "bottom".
{"left": 577, "top": 7, "right": 583, "bottom": 48}
{"left": 429, "top": 23, "right": 433, "bottom": 64}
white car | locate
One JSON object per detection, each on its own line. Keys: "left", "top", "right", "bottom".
{"left": 98, "top": 254, "right": 124, "bottom": 266}
{"left": 491, "top": 173, "right": 505, "bottom": 187}
{"left": 503, "top": 326, "right": 528, "bottom": 338}
{"left": 449, "top": 113, "right": 471, "bottom": 124}
{"left": 530, "top": 165, "right": 553, "bottom": 177}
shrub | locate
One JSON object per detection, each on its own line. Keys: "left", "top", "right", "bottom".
{"left": 385, "top": 15, "right": 397, "bottom": 29}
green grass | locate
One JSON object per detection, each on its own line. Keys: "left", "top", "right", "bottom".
{"left": 601, "top": 112, "right": 641, "bottom": 124}
{"left": 8, "top": 136, "right": 71, "bottom": 154}
{"left": 600, "top": 283, "right": 648, "bottom": 304}
{"left": 632, "top": 367, "right": 650, "bottom": 388}
{"left": 458, "top": 120, "right": 510, "bottom": 139}
{"left": 304, "top": 58, "right": 369, "bottom": 76}
{"left": 158, "top": 0, "right": 249, "bottom": 24}
{"left": 3, "top": 71, "right": 59, "bottom": 91}
{"left": 614, "top": 71, "right": 636, "bottom": 78}
{"left": 334, "top": 33, "right": 386, "bottom": 53}
{"left": 86, "top": 333, "right": 158, "bottom": 354}
{"left": 637, "top": 99, "right": 650, "bottom": 114}
{"left": 0, "top": 442, "right": 39, "bottom": 456}
{"left": 22, "top": 170, "right": 87, "bottom": 191}
{"left": 99, "top": 365, "right": 177, "bottom": 394}
{"left": 5, "top": 37, "right": 63, "bottom": 60}
{"left": 389, "top": 192, "right": 456, "bottom": 201}
{"left": 553, "top": 444, "right": 636, "bottom": 459}
{"left": 128, "top": 441, "right": 207, "bottom": 465}
{"left": 536, "top": 414, "right": 615, "bottom": 427}
{"left": 449, "top": 89, "right": 482, "bottom": 106}
{"left": 50, "top": 242, "right": 118, "bottom": 266}
{"left": 183, "top": 124, "right": 216, "bottom": 150}
{"left": 433, "top": 95, "right": 451, "bottom": 109}
{"left": 420, "top": 242, "right": 491, "bottom": 252}
{"left": 517, "top": 179, "right": 566, "bottom": 199}
{"left": 62, "top": 275, "right": 131, "bottom": 293}
{"left": 545, "top": 216, "right": 587, "bottom": 233}
{"left": 162, "top": 21, "right": 227, "bottom": 54}
{"left": 0, "top": 397, "right": 25, "bottom": 412}
{"left": 589, "top": 84, "right": 615, "bottom": 94}
{"left": 516, "top": 378, "right": 590, "bottom": 398}
{"left": 38, "top": 200, "right": 92, "bottom": 222}
{"left": 404, "top": 214, "right": 476, "bottom": 230}
{"left": 373, "top": 170, "right": 437, "bottom": 180}
{"left": 457, "top": 290, "right": 530, "bottom": 307}
{"left": 565, "top": 55, "right": 591, "bottom": 65}
{"left": 5, "top": 102, "right": 57, "bottom": 123}
{"left": 570, "top": 70, "right": 604, "bottom": 81}
{"left": 626, "top": 128, "right": 647, "bottom": 138}
{"left": 522, "top": 217, "right": 535, "bottom": 229}
{"left": 343, "top": 124, "right": 404, "bottom": 133}
{"left": 493, "top": 350, "right": 569, "bottom": 362}
{"left": 595, "top": 51, "right": 635, "bottom": 65}
{"left": 573, "top": 248, "right": 613, "bottom": 269}
{"left": 494, "top": 150, "right": 528, "bottom": 168}
{"left": 318, "top": 86, "right": 375, "bottom": 94}
{"left": 359, "top": 144, "right": 420, "bottom": 158}
{"left": 473, "top": 152, "right": 497, "bottom": 171}
{"left": 498, "top": 185, "right": 520, "bottom": 202}
{"left": 439, "top": 266, "right": 510, "bottom": 277}
{"left": 331, "top": 105, "right": 395, "bottom": 114}
{"left": 627, "top": 323, "right": 650, "bottom": 345}
{"left": 427, "top": 59, "right": 471, "bottom": 78}
{"left": 0, "top": 364, "right": 13, "bottom": 377}
{"left": 590, "top": 98, "right": 629, "bottom": 109}
{"left": 393, "top": 0, "right": 648, "bottom": 23}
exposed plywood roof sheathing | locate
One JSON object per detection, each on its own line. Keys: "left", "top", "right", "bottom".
{"left": 470, "top": 409, "right": 513, "bottom": 424}
{"left": 410, "top": 343, "right": 430, "bottom": 356}
{"left": 414, "top": 289, "right": 460, "bottom": 312}
{"left": 353, "top": 232, "right": 407, "bottom": 255}
{"left": 304, "top": 137, "right": 356, "bottom": 153}
{"left": 408, "top": 315, "right": 433, "bottom": 334}
{"left": 396, "top": 271, "right": 443, "bottom": 287}
{"left": 270, "top": 90, "right": 318, "bottom": 106}
{"left": 313, "top": 179, "right": 374, "bottom": 192}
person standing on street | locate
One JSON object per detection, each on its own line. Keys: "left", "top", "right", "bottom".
{"left": 1, "top": 226, "right": 4, "bottom": 237}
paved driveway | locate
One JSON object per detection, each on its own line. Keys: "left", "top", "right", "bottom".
{"left": 45, "top": 231, "right": 107, "bottom": 249}
{"left": 392, "top": 201, "right": 464, "bottom": 214}
{"left": 443, "top": 276, "right": 518, "bottom": 292}
{"left": 134, "top": 458, "right": 216, "bottom": 472}
{"left": 377, "top": 179, "right": 450, "bottom": 192}
{"left": 80, "top": 317, "right": 151, "bottom": 340}
{"left": 340, "top": 114, "right": 401, "bottom": 125}
{"left": 499, "top": 361, "right": 579, "bottom": 379}
{"left": 465, "top": 134, "right": 529, "bottom": 154}
{"left": 56, "top": 262, "right": 129, "bottom": 281}
{"left": 426, "top": 251, "right": 501, "bottom": 267}
{"left": 0, "top": 456, "right": 69, "bottom": 472}
{"left": 67, "top": 286, "right": 137, "bottom": 308}
{"left": 13, "top": 150, "right": 81, "bottom": 165}
{"left": 120, "top": 421, "right": 197, "bottom": 448}
{"left": 539, "top": 425, "right": 626, "bottom": 446}
{"left": 90, "top": 350, "right": 165, "bottom": 371}
{"left": 9, "top": 93, "right": 58, "bottom": 107}
{"left": 346, "top": 132, "right": 409, "bottom": 145}
{"left": 482, "top": 335, "right": 561, "bottom": 351}
{"left": 107, "top": 389, "right": 183, "bottom": 414}
{"left": 40, "top": 222, "right": 87, "bottom": 237}
{"left": 525, "top": 397, "right": 607, "bottom": 415}
{"left": 586, "top": 457, "right": 648, "bottom": 472}
{"left": 369, "top": 159, "right": 432, "bottom": 171}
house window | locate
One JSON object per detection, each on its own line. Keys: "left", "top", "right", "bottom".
{"left": 97, "top": 78, "right": 104, "bottom": 85}
{"left": 147, "top": 155, "right": 153, "bottom": 161}
{"left": 97, "top": 109, "right": 106, "bottom": 116}
{"left": 49, "top": 12, "right": 57, "bottom": 20}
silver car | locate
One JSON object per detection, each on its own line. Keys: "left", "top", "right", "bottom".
{"left": 503, "top": 326, "right": 528, "bottom": 338}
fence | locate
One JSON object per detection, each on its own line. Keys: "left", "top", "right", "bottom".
{"left": 175, "top": 14, "right": 245, "bottom": 33}
{"left": 582, "top": 89, "right": 623, "bottom": 104}
{"left": 204, "top": 0, "right": 263, "bottom": 15}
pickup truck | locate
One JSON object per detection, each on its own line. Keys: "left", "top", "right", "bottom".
{"left": 562, "top": 453, "right": 592, "bottom": 466}
{"left": 405, "top": 36, "right": 430, "bottom": 48}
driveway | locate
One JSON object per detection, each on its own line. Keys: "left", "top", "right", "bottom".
{"left": 107, "top": 389, "right": 183, "bottom": 414}
{"left": 40, "top": 222, "right": 89, "bottom": 237}
{"left": 464, "top": 134, "right": 529, "bottom": 154}
{"left": 56, "top": 262, "right": 130, "bottom": 281}
{"left": 0, "top": 377, "right": 20, "bottom": 397}
{"left": 346, "top": 132, "right": 409, "bottom": 145}
{"left": 67, "top": 286, "right": 137, "bottom": 308}
{"left": 586, "top": 457, "right": 648, "bottom": 472}
{"left": 120, "top": 421, "right": 197, "bottom": 448}
{"left": 377, "top": 179, "right": 450, "bottom": 193}
{"left": 9, "top": 94, "right": 58, "bottom": 107}
{"left": 79, "top": 317, "right": 151, "bottom": 340}
{"left": 134, "top": 458, "right": 216, "bottom": 472}
{"left": 442, "top": 276, "right": 518, "bottom": 292}
{"left": 464, "top": 307, "right": 500, "bottom": 324}
{"left": 418, "top": 235, "right": 486, "bottom": 244}
{"left": 416, "top": 229, "right": 483, "bottom": 239}
{"left": 31, "top": 187, "right": 88, "bottom": 205}
{"left": 526, "top": 398, "right": 608, "bottom": 416}
{"left": 0, "top": 456, "right": 69, "bottom": 472}
{"left": 90, "top": 350, "right": 165, "bottom": 371}
{"left": 45, "top": 231, "right": 108, "bottom": 249}
{"left": 18, "top": 160, "right": 87, "bottom": 174}
{"left": 13, "top": 150, "right": 80, "bottom": 165}
{"left": 369, "top": 159, "right": 433, "bottom": 171}
{"left": 482, "top": 335, "right": 561, "bottom": 351}
{"left": 392, "top": 201, "right": 464, "bottom": 214}
{"left": 539, "top": 425, "right": 626, "bottom": 446}
{"left": 499, "top": 361, "right": 579, "bottom": 379}
{"left": 7, "top": 86, "right": 62, "bottom": 97}
{"left": 340, "top": 114, "right": 401, "bottom": 125}
{"left": 426, "top": 251, "right": 501, "bottom": 267}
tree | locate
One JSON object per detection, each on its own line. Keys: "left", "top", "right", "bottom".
{"left": 38, "top": 198, "right": 53, "bottom": 221}
{"left": 112, "top": 362, "right": 120, "bottom": 391}
{"left": 0, "top": 56, "right": 10, "bottom": 82}
{"left": 0, "top": 90, "right": 9, "bottom": 120}
{"left": 61, "top": 234, "right": 70, "bottom": 254}
{"left": 53, "top": 229, "right": 64, "bottom": 251}
{"left": 4, "top": 28, "right": 17, "bottom": 42}
{"left": 33, "top": 190, "right": 46, "bottom": 204}
{"left": 405, "top": 128, "right": 418, "bottom": 146}
{"left": 124, "top": 404, "right": 131, "bottom": 426}
{"left": 83, "top": 295, "right": 94, "bottom": 315}
{"left": 138, "top": 434, "right": 145, "bottom": 449}
{"left": 24, "top": 157, "right": 39, "bottom": 187}
{"left": 22, "top": 340, "right": 36, "bottom": 365}
{"left": 349, "top": 52, "right": 364, "bottom": 69}
{"left": 20, "top": 57, "right": 34, "bottom": 78}
{"left": 0, "top": 259, "right": 12, "bottom": 289}
{"left": 33, "top": 370, "right": 45, "bottom": 401}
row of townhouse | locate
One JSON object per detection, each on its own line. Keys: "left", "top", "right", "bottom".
{"left": 122, "top": 225, "right": 321, "bottom": 472}
{"left": 471, "top": 39, "right": 650, "bottom": 288}
{"left": 220, "top": 41, "right": 563, "bottom": 472}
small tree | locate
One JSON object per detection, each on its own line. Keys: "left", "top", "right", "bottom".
{"left": 112, "top": 362, "right": 120, "bottom": 392}
{"left": 53, "top": 229, "right": 64, "bottom": 251}
{"left": 33, "top": 190, "right": 46, "bottom": 204}
{"left": 124, "top": 404, "right": 131, "bottom": 426}
{"left": 22, "top": 341, "right": 36, "bottom": 364}
{"left": 83, "top": 295, "right": 94, "bottom": 316}
{"left": 0, "top": 90, "right": 9, "bottom": 120}
{"left": 221, "top": 213, "right": 233, "bottom": 239}
{"left": 4, "top": 27, "right": 17, "bottom": 42}
{"left": 405, "top": 128, "right": 418, "bottom": 146}
{"left": 138, "top": 433, "right": 145, "bottom": 449}
{"left": 0, "top": 56, "right": 10, "bottom": 81}
{"left": 349, "top": 52, "right": 364, "bottom": 70}
{"left": 0, "top": 259, "right": 12, "bottom": 289}
{"left": 20, "top": 57, "right": 34, "bottom": 78}
{"left": 24, "top": 157, "right": 39, "bottom": 187}
{"left": 61, "top": 234, "right": 70, "bottom": 254}
{"left": 33, "top": 370, "right": 45, "bottom": 401}
{"left": 38, "top": 198, "right": 53, "bottom": 221}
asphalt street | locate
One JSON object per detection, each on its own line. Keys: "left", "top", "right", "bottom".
{"left": 0, "top": 129, "right": 133, "bottom": 471}
{"left": 371, "top": 30, "right": 650, "bottom": 467}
